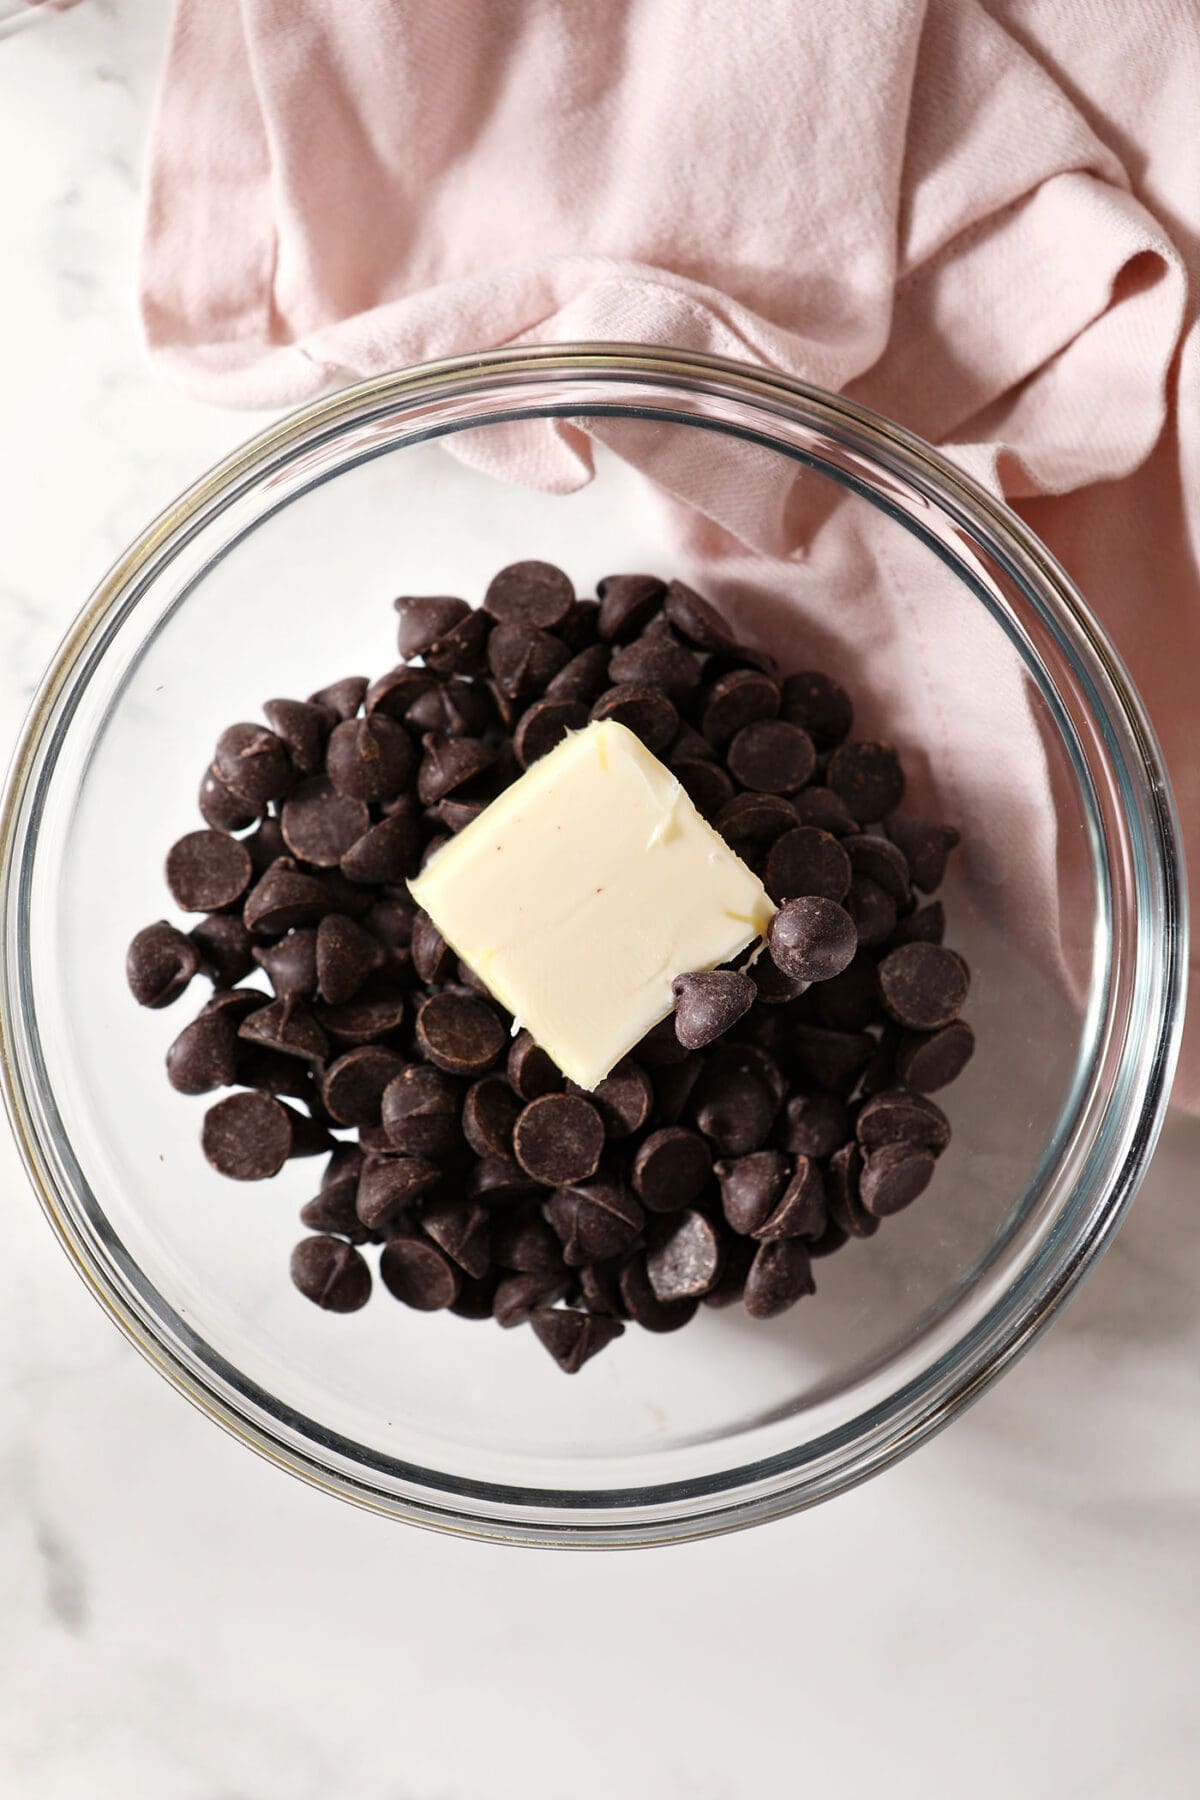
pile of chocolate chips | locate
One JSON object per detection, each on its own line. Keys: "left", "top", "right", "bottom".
{"left": 126, "top": 562, "right": 973, "bottom": 1374}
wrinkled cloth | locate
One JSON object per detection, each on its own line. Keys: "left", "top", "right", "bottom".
{"left": 141, "top": 0, "right": 1200, "bottom": 1100}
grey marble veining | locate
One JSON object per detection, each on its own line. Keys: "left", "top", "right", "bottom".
{"left": 0, "top": 5, "right": 1197, "bottom": 1798}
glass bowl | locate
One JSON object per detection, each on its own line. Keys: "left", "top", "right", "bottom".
{"left": 0, "top": 345, "right": 1184, "bottom": 1546}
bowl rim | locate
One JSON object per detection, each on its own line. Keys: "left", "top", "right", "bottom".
{"left": 0, "top": 342, "right": 1187, "bottom": 1547}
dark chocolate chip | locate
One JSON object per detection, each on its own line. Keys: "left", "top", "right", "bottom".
{"left": 491, "top": 1204, "right": 566, "bottom": 1274}
{"left": 888, "top": 900, "right": 946, "bottom": 948}
{"left": 512, "top": 1094, "right": 605, "bottom": 1185}
{"left": 715, "top": 1150, "right": 790, "bottom": 1235}
{"left": 581, "top": 1059, "right": 653, "bottom": 1137}
{"left": 326, "top": 715, "right": 414, "bottom": 804}
{"left": 404, "top": 677, "right": 492, "bottom": 739}
{"left": 577, "top": 1260, "right": 627, "bottom": 1318}
{"left": 468, "top": 1156, "right": 540, "bottom": 1206}
{"left": 363, "top": 897, "right": 417, "bottom": 984}
{"left": 315, "top": 913, "right": 383, "bottom": 1006}
{"left": 877, "top": 942, "right": 969, "bottom": 1030}
{"left": 300, "top": 1177, "right": 370, "bottom": 1245}
{"left": 544, "top": 1173, "right": 644, "bottom": 1266}
{"left": 214, "top": 722, "right": 293, "bottom": 804}
{"left": 750, "top": 954, "right": 809, "bottom": 1005}
{"left": 753, "top": 1155, "right": 825, "bottom": 1240}
{"left": 715, "top": 791, "right": 798, "bottom": 862}
{"left": 764, "top": 826, "right": 852, "bottom": 904}
{"left": 743, "top": 1238, "right": 815, "bottom": 1319}
{"left": 253, "top": 928, "right": 318, "bottom": 999}
{"left": 487, "top": 622, "right": 570, "bottom": 700}
{"left": 380, "top": 1234, "right": 461, "bottom": 1310}
{"left": 416, "top": 731, "right": 496, "bottom": 804}
{"left": 768, "top": 896, "right": 857, "bottom": 981}
{"left": 321, "top": 1046, "right": 408, "bottom": 1126}
{"left": 672, "top": 968, "right": 756, "bottom": 1050}
{"left": 589, "top": 682, "right": 679, "bottom": 754}
{"left": 381, "top": 1066, "right": 460, "bottom": 1157}
{"left": 198, "top": 766, "right": 262, "bottom": 833}
{"left": 339, "top": 812, "right": 421, "bottom": 884}
{"left": 632, "top": 1126, "right": 713, "bottom": 1212}
{"left": 530, "top": 1307, "right": 624, "bottom": 1372}
{"left": 780, "top": 671, "right": 853, "bottom": 747}
{"left": 726, "top": 719, "right": 816, "bottom": 794}
{"left": 483, "top": 559, "right": 574, "bottom": 630}
{"left": 422, "top": 608, "right": 491, "bottom": 678}
{"left": 663, "top": 580, "right": 737, "bottom": 653}
{"left": 431, "top": 797, "right": 486, "bottom": 835}
{"left": 462, "top": 1076, "right": 522, "bottom": 1158}
{"left": 202, "top": 1090, "right": 292, "bottom": 1179}
{"left": 307, "top": 676, "right": 367, "bottom": 721}
{"left": 166, "top": 1011, "right": 239, "bottom": 1095}
{"left": 244, "top": 815, "right": 287, "bottom": 876}
{"left": 883, "top": 813, "right": 959, "bottom": 893}
{"left": 558, "top": 598, "right": 601, "bottom": 651}
{"left": 416, "top": 991, "right": 506, "bottom": 1076}
{"left": 244, "top": 859, "right": 335, "bottom": 934}
{"left": 855, "top": 1087, "right": 950, "bottom": 1155}
{"left": 237, "top": 997, "right": 329, "bottom": 1063}
{"left": 791, "top": 786, "right": 860, "bottom": 836}
{"left": 646, "top": 1208, "right": 723, "bottom": 1300}
{"left": 262, "top": 698, "right": 334, "bottom": 776}
{"left": 317, "top": 982, "right": 408, "bottom": 1045}
{"left": 290, "top": 1236, "right": 372, "bottom": 1312}
{"left": 789, "top": 1025, "right": 876, "bottom": 1095}
{"left": 449, "top": 1273, "right": 500, "bottom": 1321}
{"left": 422, "top": 1200, "right": 493, "bottom": 1278}
{"left": 355, "top": 1154, "right": 441, "bottom": 1229}
{"left": 514, "top": 697, "right": 588, "bottom": 768}
{"left": 894, "top": 1019, "right": 975, "bottom": 1092}
{"left": 545, "top": 643, "right": 613, "bottom": 704}
{"left": 166, "top": 830, "right": 253, "bottom": 913}
{"left": 827, "top": 1140, "right": 878, "bottom": 1238}
{"left": 394, "top": 595, "right": 471, "bottom": 658}
{"left": 493, "top": 1272, "right": 571, "bottom": 1329}
{"left": 845, "top": 876, "right": 897, "bottom": 949}
{"left": 127, "top": 921, "right": 200, "bottom": 1008}
{"left": 279, "top": 778, "right": 369, "bottom": 867}
{"left": 618, "top": 1255, "right": 698, "bottom": 1332}
{"left": 411, "top": 910, "right": 456, "bottom": 985}
{"left": 653, "top": 1055, "right": 705, "bottom": 1125}
{"left": 364, "top": 665, "right": 437, "bottom": 722}
{"left": 701, "top": 668, "right": 781, "bottom": 747}
{"left": 508, "top": 1030, "right": 564, "bottom": 1100}
{"left": 189, "top": 913, "right": 255, "bottom": 988}
{"left": 671, "top": 758, "right": 735, "bottom": 819}
{"left": 632, "top": 1013, "right": 693, "bottom": 1066}
{"left": 701, "top": 1233, "right": 757, "bottom": 1308}
{"left": 692, "top": 1044, "right": 780, "bottom": 1155}
{"left": 608, "top": 631, "right": 703, "bottom": 702}
{"left": 826, "top": 739, "right": 905, "bottom": 823}
{"left": 596, "top": 573, "right": 665, "bottom": 642}
{"left": 845, "top": 834, "right": 911, "bottom": 905}
{"left": 859, "top": 1142, "right": 936, "bottom": 1217}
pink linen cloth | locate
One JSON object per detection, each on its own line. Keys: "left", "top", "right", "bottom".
{"left": 141, "top": 0, "right": 1200, "bottom": 1099}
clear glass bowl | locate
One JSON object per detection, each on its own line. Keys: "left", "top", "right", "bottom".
{"left": 0, "top": 346, "right": 1185, "bottom": 1546}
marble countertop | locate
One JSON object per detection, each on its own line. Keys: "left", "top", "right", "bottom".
{"left": 1, "top": 7, "right": 1197, "bottom": 1796}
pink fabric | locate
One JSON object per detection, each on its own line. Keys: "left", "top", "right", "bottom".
{"left": 141, "top": 0, "right": 1200, "bottom": 1099}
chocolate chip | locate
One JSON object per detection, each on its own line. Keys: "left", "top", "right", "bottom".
{"left": 632, "top": 1013, "right": 692, "bottom": 1066}
{"left": 646, "top": 1209, "right": 722, "bottom": 1300}
{"left": 632, "top": 1126, "right": 713, "bottom": 1211}
{"left": 431, "top": 797, "right": 486, "bottom": 835}
{"left": 394, "top": 595, "right": 471, "bottom": 659}
{"left": 750, "top": 956, "right": 808, "bottom": 1005}
{"left": 609, "top": 631, "right": 703, "bottom": 702}
{"left": 777, "top": 1091, "right": 849, "bottom": 1158}
{"left": 764, "top": 826, "right": 851, "bottom": 904}
{"left": 381, "top": 1066, "right": 460, "bottom": 1157}
{"left": 789, "top": 1025, "right": 876, "bottom": 1095}
{"left": 404, "top": 677, "right": 492, "bottom": 738}
{"left": 827, "top": 1140, "right": 878, "bottom": 1238}
{"left": 845, "top": 834, "right": 911, "bottom": 905}
{"left": 514, "top": 697, "right": 588, "bottom": 767}
{"left": 467, "top": 1156, "right": 539, "bottom": 1205}
{"left": 692, "top": 1044, "right": 780, "bottom": 1155}
{"left": 189, "top": 913, "right": 255, "bottom": 988}
{"left": 415, "top": 991, "right": 506, "bottom": 1076}
{"left": 364, "top": 665, "right": 437, "bottom": 722}
{"left": 856, "top": 1087, "right": 950, "bottom": 1155}
{"left": 315, "top": 913, "right": 382, "bottom": 1006}
{"left": 253, "top": 928, "right": 318, "bottom": 998}
{"left": 582, "top": 1059, "right": 653, "bottom": 1137}
{"left": 166, "top": 1011, "right": 239, "bottom": 1095}
{"left": 422, "top": 608, "right": 491, "bottom": 678}
{"left": 494, "top": 1271, "right": 571, "bottom": 1328}
{"left": 859, "top": 1142, "right": 936, "bottom": 1217}
{"left": 753, "top": 1155, "right": 825, "bottom": 1240}
{"left": 483, "top": 559, "right": 574, "bottom": 630}
{"left": 198, "top": 766, "right": 262, "bottom": 833}
{"left": 589, "top": 683, "right": 679, "bottom": 753}
{"left": 671, "top": 758, "right": 735, "bottom": 819}
{"left": 411, "top": 910, "right": 456, "bottom": 984}
{"left": 715, "top": 1150, "right": 790, "bottom": 1234}
{"left": 290, "top": 1236, "right": 372, "bottom": 1312}
{"left": 780, "top": 671, "right": 853, "bottom": 747}
{"left": 202, "top": 1090, "right": 292, "bottom": 1179}
{"left": 577, "top": 1260, "right": 626, "bottom": 1318}
{"left": 300, "top": 1177, "right": 370, "bottom": 1245}
{"left": 812, "top": 953, "right": 879, "bottom": 1031}
{"left": 596, "top": 573, "right": 665, "bottom": 642}
{"left": 883, "top": 814, "right": 959, "bottom": 892}
{"left": 459, "top": 1077, "right": 520, "bottom": 1158}
{"left": 237, "top": 997, "right": 329, "bottom": 1063}
{"left": 877, "top": 942, "right": 969, "bottom": 1030}
{"left": 530, "top": 1307, "right": 624, "bottom": 1372}
{"left": 895, "top": 1019, "right": 975, "bottom": 1092}
{"left": 339, "top": 812, "right": 421, "bottom": 884}
{"left": 768, "top": 897, "right": 856, "bottom": 981}
{"left": 513, "top": 1094, "right": 605, "bottom": 1185}
{"left": 726, "top": 718, "right": 816, "bottom": 794}
{"left": 672, "top": 969, "right": 756, "bottom": 1050}
{"left": 827, "top": 739, "right": 905, "bottom": 823}
{"left": 845, "top": 877, "right": 896, "bottom": 949}
{"left": 663, "top": 580, "right": 736, "bottom": 653}
{"left": 416, "top": 732, "right": 496, "bottom": 804}
{"left": 487, "top": 622, "right": 570, "bottom": 700}
{"left": 214, "top": 722, "right": 293, "bottom": 804}
{"left": 126, "top": 921, "right": 200, "bottom": 1008}
{"left": 321, "top": 1046, "right": 408, "bottom": 1126}
{"left": 545, "top": 1174, "right": 644, "bottom": 1266}
{"left": 618, "top": 1255, "right": 698, "bottom": 1332}
{"left": 363, "top": 897, "right": 416, "bottom": 984}
{"left": 422, "top": 1199, "right": 493, "bottom": 1278}
{"left": 888, "top": 900, "right": 946, "bottom": 948}
{"left": 308, "top": 675, "right": 367, "bottom": 720}
{"left": 380, "top": 1234, "right": 461, "bottom": 1310}
{"left": 356, "top": 1154, "right": 441, "bottom": 1229}
{"left": 559, "top": 598, "right": 601, "bottom": 651}
{"left": 791, "top": 786, "right": 860, "bottom": 836}
{"left": 278, "top": 778, "right": 368, "bottom": 868}
{"left": 449, "top": 1273, "right": 500, "bottom": 1321}
{"left": 507, "top": 1030, "right": 563, "bottom": 1100}
{"left": 244, "top": 815, "right": 287, "bottom": 875}
{"left": 262, "top": 698, "right": 334, "bottom": 776}
{"left": 670, "top": 724, "right": 718, "bottom": 763}
{"left": 743, "top": 1238, "right": 815, "bottom": 1319}
{"left": 166, "top": 830, "right": 253, "bottom": 913}
{"left": 715, "top": 791, "right": 797, "bottom": 861}
{"left": 545, "top": 643, "right": 612, "bottom": 704}
{"left": 326, "top": 716, "right": 414, "bottom": 804}
{"left": 701, "top": 1234, "right": 756, "bottom": 1308}
{"left": 491, "top": 1204, "right": 566, "bottom": 1274}
{"left": 653, "top": 1055, "right": 705, "bottom": 1124}
{"left": 701, "top": 669, "right": 780, "bottom": 747}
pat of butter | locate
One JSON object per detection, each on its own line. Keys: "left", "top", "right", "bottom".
{"left": 409, "top": 719, "right": 775, "bottom": 1090}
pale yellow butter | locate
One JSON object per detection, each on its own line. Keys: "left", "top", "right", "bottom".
{"left": 409, "top": 719, "right": 775, "bottom": 1090}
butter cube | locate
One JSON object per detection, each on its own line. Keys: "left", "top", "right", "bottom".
{"left": 409, "top": 720, "right": 775, "bottom": 1089}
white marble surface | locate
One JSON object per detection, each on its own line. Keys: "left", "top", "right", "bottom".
{"left": 1, "top": 6, "right": 1198, "bottom": 1797}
